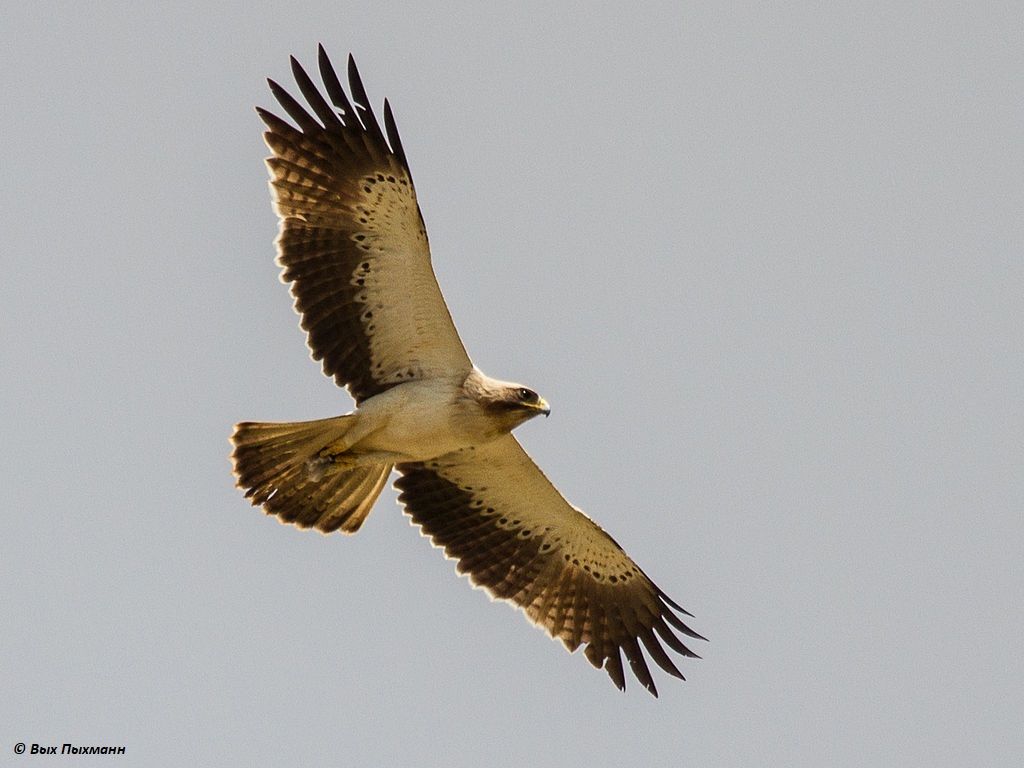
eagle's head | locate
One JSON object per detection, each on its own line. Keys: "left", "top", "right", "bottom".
{"left": 463, "top": 369, "right": 550, "bottom": 432}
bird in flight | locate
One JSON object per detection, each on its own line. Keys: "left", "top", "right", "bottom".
{"left": 231, "top": 46, "right": 705, "bottom": 696}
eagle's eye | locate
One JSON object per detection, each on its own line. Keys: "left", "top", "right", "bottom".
{"left": 517, "top": 387, "right": 536, "bottom": 403}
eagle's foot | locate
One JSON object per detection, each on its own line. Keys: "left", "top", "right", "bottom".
{"left": 305, "top": 450, "right": 354, "bottom": 481}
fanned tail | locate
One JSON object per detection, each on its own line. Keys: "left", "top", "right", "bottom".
{"left": 230, "top": 416, "right": 391, "bottom": 534}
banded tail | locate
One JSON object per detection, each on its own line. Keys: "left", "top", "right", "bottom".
{"left": 230, "top": 416, "right": 392, "bottom": 534}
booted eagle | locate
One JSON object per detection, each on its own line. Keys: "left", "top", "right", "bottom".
{"left": 231, "top": 47, "right": 704, "bottom": 696}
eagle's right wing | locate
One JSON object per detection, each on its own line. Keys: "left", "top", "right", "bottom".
{"left": 259, "top": 47, "right": 472, "bottom": 403}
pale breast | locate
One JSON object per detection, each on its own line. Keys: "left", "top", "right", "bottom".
{"left": 351, "top": 378, "right": 493, "bottom": 462}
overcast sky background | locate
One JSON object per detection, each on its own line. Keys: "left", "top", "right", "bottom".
{"left": 2, "top": 2, "right": 1021, "bottom": 765}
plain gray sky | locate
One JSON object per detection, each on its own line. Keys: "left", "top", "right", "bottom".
{"left": 3, "top": 2, "right": 1021, "bottom": 765}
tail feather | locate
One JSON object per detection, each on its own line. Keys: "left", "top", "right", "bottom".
{"left": 230, "top": 416, "right": 391, "bottom": 534}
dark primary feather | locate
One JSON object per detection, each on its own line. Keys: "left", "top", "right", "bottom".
{"left": 345, "top": 54, "right": 384, "bottom": 146}
{"left": 290, "top": 55, "right": 345, "bottom": 131}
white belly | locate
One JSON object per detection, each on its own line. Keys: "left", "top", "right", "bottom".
{"left": 347, "top": 379, "right": 486, "bottom": 462}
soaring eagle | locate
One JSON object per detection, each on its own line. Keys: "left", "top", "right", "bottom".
{"left": 231, "top": 47, "right": 704, "bottom": 696}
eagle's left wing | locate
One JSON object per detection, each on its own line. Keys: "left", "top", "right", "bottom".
{"left": 395, "top": 436, "right": 704, "bottom": 696}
